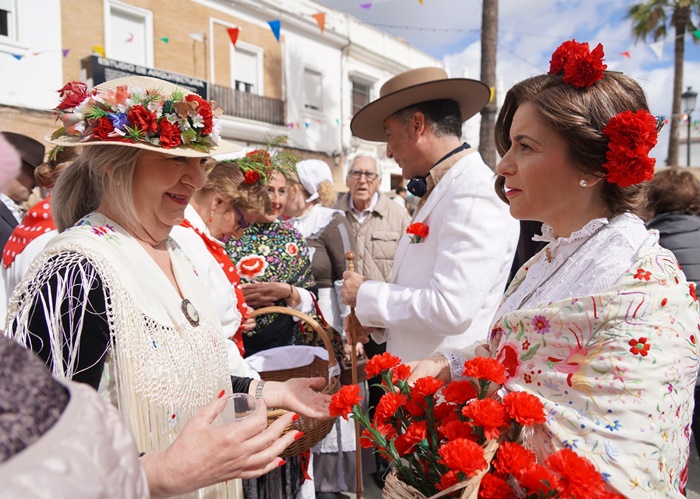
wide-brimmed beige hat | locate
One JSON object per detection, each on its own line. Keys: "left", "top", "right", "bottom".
{"left": 351, "top": 67, "right": 490, "bottom": 142}
{"left": 47, "top": 75, "right": 241, "bottom": 157}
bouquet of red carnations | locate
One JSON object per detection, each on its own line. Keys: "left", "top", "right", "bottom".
{"left": 329, "top": 353, "right": 624, "bottom": 499}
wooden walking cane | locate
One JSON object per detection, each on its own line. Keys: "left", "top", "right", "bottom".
{"left": 345, "top": 251, "right": 363, "bottom": 499}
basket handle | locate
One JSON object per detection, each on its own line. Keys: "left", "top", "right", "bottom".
{"left": 248, "top": 305, "right": 338, "bottom": 369}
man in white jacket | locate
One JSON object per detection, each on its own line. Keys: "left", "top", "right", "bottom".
{"left": 342, "top": 67, "right": 519, "bottom": 362}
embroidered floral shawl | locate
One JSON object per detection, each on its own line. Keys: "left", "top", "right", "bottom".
{"left": 490, "top": 233, "right": 700, "bottom": 497}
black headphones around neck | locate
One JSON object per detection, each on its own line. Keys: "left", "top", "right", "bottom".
{"left": 405, "top": 142, "right": 471, "bottom": 198}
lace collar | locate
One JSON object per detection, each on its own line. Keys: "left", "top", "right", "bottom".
{"left": 532, "top": 217, "right": 609, "bottom": 261}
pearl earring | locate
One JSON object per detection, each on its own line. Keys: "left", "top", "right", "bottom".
{"left": 579, "top": 179, "right": 588, "bottom": 187}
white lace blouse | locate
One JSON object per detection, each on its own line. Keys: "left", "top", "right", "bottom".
{"left": 442, "top": 213, "right": 649, "bottom": 381}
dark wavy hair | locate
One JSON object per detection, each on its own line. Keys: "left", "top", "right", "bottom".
{"left": 392, "top": 99, "right": 463, "bottom": 138}
{"left": 494, "top": 72, "right": 652, "bottom": 217}
{"left": 647, "top": 167, "right": 700, "bottom": 217}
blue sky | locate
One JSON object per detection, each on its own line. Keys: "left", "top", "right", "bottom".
{"left": 317, "top": 0, "right": 700, "bottom": 165}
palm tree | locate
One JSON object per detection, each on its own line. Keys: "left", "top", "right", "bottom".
{"left": 479, "top": 0, "right": 498, "bottom": 170}
{"left": 627, "top": 0, "right": 700, "bottom": 166}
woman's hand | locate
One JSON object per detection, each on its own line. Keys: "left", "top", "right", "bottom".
{"left": 260, "top": 378, "right": 332, "bottom": 420}
{"left": 141, "top": 395, "right": 299, "bottom": 497}
{"left": 240, "top": 282, "right": 289, "bottom": 308}
{"left": 241, "top": 305, "right": 256, "bottom": 332}
{"left": 406, "top": 355, "right": 451, "bottom": 384}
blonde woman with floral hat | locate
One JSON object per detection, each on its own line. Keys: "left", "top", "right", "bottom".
{"left": 406, "top": 40, "right": 699, "bottom": 497}
{"left": 5, "top": 76, "right": 331, "bottom": 498}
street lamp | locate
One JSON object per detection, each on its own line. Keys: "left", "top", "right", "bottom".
{"left": 682, "top": 86, "right": 698, "bottom": 166}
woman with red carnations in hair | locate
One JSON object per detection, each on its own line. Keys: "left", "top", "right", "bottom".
{"left": 405, "top": 40, "right": 699, "bottom": 497}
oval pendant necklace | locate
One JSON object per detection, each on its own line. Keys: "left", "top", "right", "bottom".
{"left": 181, "top": 298, "right": 200, "bottom": 327}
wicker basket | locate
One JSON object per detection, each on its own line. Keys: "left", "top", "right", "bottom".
{"left": 249, "top": 305, "right": 340, "bottom": 458}
{"left": 382, "top": 438, "right": 500, "bottom": 499}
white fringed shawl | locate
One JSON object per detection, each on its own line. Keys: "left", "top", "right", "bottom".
{"left": 6, "top": 213, "right": 239, "bottom": 499}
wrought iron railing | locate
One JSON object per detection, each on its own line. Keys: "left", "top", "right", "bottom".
{"left": 210, "top": 84, "right": 285, "bottom": 126}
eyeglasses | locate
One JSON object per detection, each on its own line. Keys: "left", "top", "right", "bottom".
{"left": 348, "top": 170, "right": 379, "bottom": 181}
{"left": 234, "top": 205, "right": 250, "bottom": 230}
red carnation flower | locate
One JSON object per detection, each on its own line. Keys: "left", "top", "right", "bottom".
{"left": 602, "top": 109, "right": 658, "bottom": 187}
{"left": 329, "top": 384, "right": 362, "bottom": 420}
{"left": 406, "top": 222, "right": 429, "bottom": 243}
{"left": 546, "top": 448, "right": 607, "bottom": 498}
{"left": 404, "top": 397, "right": 426, "bottom": 418}
{"left": 365, "top": 352, "right": 402, "bottom": 378}
{"left": 438, "top": 419, "right": 474, "bottom": 441}
{"left": 442, "top": 380, "right": 477, "bottom": 405}
{"left": 391, "top": 363, "right": 412, "bottom": 383}
{"left": 56, "top": 81, "right": 90, "bottom": 111}
{"left": 437, "top": 438, "right": 487, "bottom": 477}
{"left": 158, "top": 120, "right": 182, "bottom": 148}
{"left": 548, "top": 39, "right": 606, "bottom": 89}
{"left": 393, "top": 420, "right": 427, "bottom": 456}
{"left": 185, "top": 94, "right": 214, "bottom": 135}
{"left": 433, "top": 401, "right": 456, "bottom": 422}
{"left": 691, "top": 283, "right": 698, "bottom": 302}
{"left": 462, "top": 398, "right": 510, "bottom": 439}
{"left": 372, "top": 418, "right": 397, "bottom": 440}
{"left": 359, "top": 429, "right": 376, "bottom": 449}
{"left": 549, "top": 39, "right": 582, "bottom": 75}
{"left": 436, "top": 470, "right": 460, "bottom": 492}
{"left": 246, "top": 149, "right": 273, "bottom": 167}
{"left": 244, "top": 170, "right": 261, "bottom": 184}
{"left": 92, "top": 116, "right": 115, "bottom": 140}
{"left": 463, "top": 357, "right": 507, "bottom": 384}
{"left": 411, "top": 376, "right": 444, "bottom": 398}
{"left": 518, "top": 463, "right": 561, "bottom": 496}
{"left": 492, "top": 441, "right": 537, "bottom": 478}
{"left": 502, "top": 391, "right": 546, "bottom": 426}
{"left": 127, "top": 105, "right": 158, "bottom": 135}
{"left": 375, "top": 392, "right": 408, "bottom": 421}
{"left": 478, "top": 473, "right": 516, "bottom": 499}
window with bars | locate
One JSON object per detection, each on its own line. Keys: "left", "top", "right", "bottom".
{"left": 351, "top": 79, "right": 372, "bottom": 115}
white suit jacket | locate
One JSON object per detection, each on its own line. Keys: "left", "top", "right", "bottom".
{"left": 355, "top": 150, "right": 519, "bottom": 362}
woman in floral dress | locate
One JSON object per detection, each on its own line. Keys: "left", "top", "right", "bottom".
{"left": 403, "top": 40, "right": 699, "bottom": 497}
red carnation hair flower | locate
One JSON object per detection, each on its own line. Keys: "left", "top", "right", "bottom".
{"left": 548, "top": 39, "right": 607, "bottom": 88}
{"left": 602, "top": 109, "right": 658, "bottom": 187}
{"left": 244, "top": 170, "right": 261, "bottom": 184}
{"left": 502, "top": 391, "right": 546, "bottom": 426}
{"left": 365, "top": 352, "right": 402, "bottom": 378}
{"left": 328, "top": 384, "right": 362, "bottom": 420}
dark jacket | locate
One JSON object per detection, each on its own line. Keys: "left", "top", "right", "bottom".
{"left": 646, "top": 212, "right": 700, "bottom": 284}
{"left": 0, "top": 202, "right": 19, "bottom": 251}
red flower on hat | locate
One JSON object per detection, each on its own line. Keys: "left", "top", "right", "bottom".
{"left": 56, "top": 81, "right": 90, "bottom": 111}
{"left": 548, "top": 39, "right": 607, "bottom": 89}
{"left": 93, "top": 116, "right": 115, "bottom": 140}
{"left": 127, "top": 105, "right": 158, "bottom": 135}
{"left": 602, "top": 109, "right": 658, "bottom": 187}
{"left": 158, "top": 120, "right": 182, "bottom": 149}
{"left": 185, "top": 94, "right": 214, "bottom": 135}
{"left": 244, "top": 170, "right": 261, "bottom": 185}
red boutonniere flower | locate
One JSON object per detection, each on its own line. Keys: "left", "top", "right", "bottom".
{"left": 406, "top": 222, "right": 429, "bottom": 243}
{"left": 602, "top": 109, "right": 658, "bottom": 187}
{"left": 548, "top": 39, "right": 607, "bottom": 89}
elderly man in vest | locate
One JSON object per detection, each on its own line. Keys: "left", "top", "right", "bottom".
{"left": 342, "top": 67, "right": 519, "bottom": 363}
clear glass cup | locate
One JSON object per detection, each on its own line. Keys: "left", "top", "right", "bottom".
{"left": 224, "top": 393, "right": 258, "bottom": 422}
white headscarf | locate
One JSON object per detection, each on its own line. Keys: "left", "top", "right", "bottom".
{"left": 296, "top": 159, "right": 333, "bottom": 203}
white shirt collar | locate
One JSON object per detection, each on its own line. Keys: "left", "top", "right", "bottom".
{"left": 348, "top": 192, "right": 378, "bottom": 221}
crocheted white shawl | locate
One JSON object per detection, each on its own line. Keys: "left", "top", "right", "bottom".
{"left": 6, "top": 213, "right": 239, "bottom": 499}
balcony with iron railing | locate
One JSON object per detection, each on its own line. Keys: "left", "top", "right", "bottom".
{"left": 210, "top": 84, "right": 285, "bottom": 126}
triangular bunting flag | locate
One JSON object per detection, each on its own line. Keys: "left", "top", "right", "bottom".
{"left": 62, "top": 49, "right": 70, "bottom": 57}
{"left": 227, "top": 27, "right": 240, "bottom": 46}
{"left": 489, "top": 86, "right": 495, "bottom": 103}
{"left": 360, "top": 3, "right": 372, "bottom": 9}
{"left": 11, "top": 54, "right": 23, "bottom": 60}
{"left": 92, "top": 45, "right": 106, "bottom": 57}
{"left": 418, "top": 0, "right": 423, "bottom": 4}
{"left": 312, "top": 13, "right": 326, "bottom": 34}
{"left": 649, "top": 40, "right": 664, "bottom": 60}
{"left": 159, "top": 37, "right": 169, "bottom": 43}
{"left": 620, "top": 51, "right": 631, "bottom": 59}
{"left": 267, "top": 20, "right": 281, "bottom": 42}
{"left": 693, "top": 30, "right": 700, "bottom": 39}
